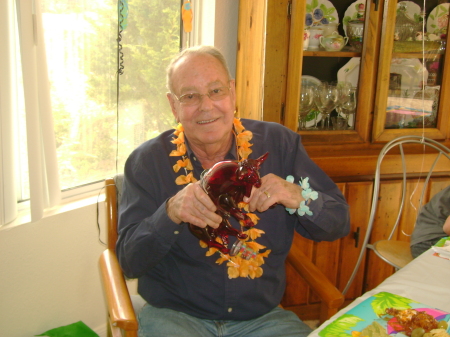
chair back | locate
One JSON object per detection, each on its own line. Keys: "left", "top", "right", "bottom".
{"left": 105, "top": 174, "right": 124, "bottom": 251}
{"left": 343, "top": 136, "right": 450, "bottom": 294}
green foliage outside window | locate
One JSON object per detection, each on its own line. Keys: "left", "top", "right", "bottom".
{"left": 42, "top": 0, "right": 181, "bottom": 189}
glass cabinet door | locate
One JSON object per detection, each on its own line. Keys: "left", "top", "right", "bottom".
{"left": 284, "top": 0, "right": 382, "bottom": 144}
{"left": 372, "top": 0, "right": 450, "bottom": 142}
{"left": 300, "top": 0, "right": 367, "bottom": 131}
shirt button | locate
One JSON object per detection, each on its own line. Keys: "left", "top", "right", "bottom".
{"left": 228, "top": 308, "right": 233, "bottom": 313}
{"left": 193, "top": 157, "right": 197, "bottom": 161}
{"left": 174, "top": 231, "right": 179, "bottom": 235}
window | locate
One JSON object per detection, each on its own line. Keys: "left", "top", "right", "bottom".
{"left": 1, "top": 0, "right": 237, "bottom": 225}
{"left": 1, "top": 0, "right": 182, "bottom": 224}
{"left": 42, "top": 0, "right": 182, "bottom": 189}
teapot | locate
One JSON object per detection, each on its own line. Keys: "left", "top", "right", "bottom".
{"left": 319, "top": 32, "right": 348, "bottom": 51}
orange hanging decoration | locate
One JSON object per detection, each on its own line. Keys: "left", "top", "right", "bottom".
{"left": 182, "top": 0, "right": 193, "bottom": 33}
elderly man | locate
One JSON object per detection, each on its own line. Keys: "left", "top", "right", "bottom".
{"left": 116, "top": 45, "right": 350, "bottom": 336}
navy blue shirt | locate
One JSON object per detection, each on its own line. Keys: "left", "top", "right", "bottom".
{"left": 116, "top": 119, "right": 350, "bottom": 320}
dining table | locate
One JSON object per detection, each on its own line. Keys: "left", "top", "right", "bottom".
{"left": 309, "top": 247, "right": 450, "bottom": 337}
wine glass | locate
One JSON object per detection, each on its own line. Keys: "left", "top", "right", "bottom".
{"left": 298, "top": 84, "right": 315, "bottom": 130}
{"left": 335, "top": 82, "right": 353, "bottom": 129}
{"left": 314, "top": 82, "right": 339, "bottom": 129}
{"left": 340, "top": 86, "right": 357, "bottom": 129}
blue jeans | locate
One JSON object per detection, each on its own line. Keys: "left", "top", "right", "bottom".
{"left": 138, "top": 304, "right": 312, "bottom": 337}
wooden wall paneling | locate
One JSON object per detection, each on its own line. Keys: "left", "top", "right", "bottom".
{"left": 262, "top": 0, "right": 291, "bottom": 124}
{"left": 236, "top": 1, "right": 266, "bottom": 120}
{"left": 338, "top": 181, "right": 373, "bottom": 300}
{"left": 284, "top": 0, "right": 306, "bottom": 131}
{"left": 364, "top": 249, "right": 395, "bottom": 292}
{"left": 310, "top": 148, "right": 450, "bottom": 181}
{"left": 364, "top": 180, "right": 401, "bottom": 291}
{"left": 396, "top": 180, "right": 426, "bottom": 242}
{"left": 428, "top": 178, "right": 450, "bottom": 201}
{"left": 309, "top": 239, "right": 340, "bottom": 304}
{"left": 401, "top": 178, "right": 450, "bottom": 238}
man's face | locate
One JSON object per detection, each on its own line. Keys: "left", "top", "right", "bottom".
{"left": 167, "top": 53, "right": 236, "bottom": 149}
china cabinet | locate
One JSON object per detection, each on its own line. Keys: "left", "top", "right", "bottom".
{"left": 236, "top": 0, "right": 450, "bottom": 320}
{"left": 237, "top": 0, "right": 450, "bottom": 153}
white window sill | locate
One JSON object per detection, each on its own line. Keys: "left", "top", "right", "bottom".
{"left": 1, "top": 181, "right": 106, "bottom": 231}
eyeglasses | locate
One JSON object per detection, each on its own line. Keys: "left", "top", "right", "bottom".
{"left": 173, "top": 86, "right": 231, "bottom": 106}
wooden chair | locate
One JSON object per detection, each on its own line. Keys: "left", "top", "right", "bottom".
{"left": 99, "top": 174, "right": 345, "bottom": 336}
{"left": 99, "top": 174, "right": 139, "bottom": 337}
{"left": 343, "top": 136, "right": 450, "bottom": 295}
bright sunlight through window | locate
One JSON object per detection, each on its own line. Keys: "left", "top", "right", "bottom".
{"left": 18, "top": 0, "right": 181, "bottom": 195}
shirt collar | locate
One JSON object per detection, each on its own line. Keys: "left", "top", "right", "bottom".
{"left": 183, "top": 131, "right": 238, "bottom": 163}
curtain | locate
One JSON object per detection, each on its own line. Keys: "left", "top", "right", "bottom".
{"left": 0, "top": 0, "right": 17, "bottom": 225}
{"left": 0, "top": 0, "right": 61, "bottom": 225}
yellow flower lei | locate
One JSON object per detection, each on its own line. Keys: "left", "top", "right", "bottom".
{"left": 169, "top": 117, "right": 271, "bottom": 279}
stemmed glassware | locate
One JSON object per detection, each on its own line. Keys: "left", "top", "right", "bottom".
{"left": 298, "top": 84, "right": 315, "bottom": 130}
{"left": 313, "top": 82, "right": 339, "bottom": 129}
{"left": 335, "top": 82, "right": 353, "bottom": 129}
{"left": 339, "top": 85, "right": 357, "bottom": 129}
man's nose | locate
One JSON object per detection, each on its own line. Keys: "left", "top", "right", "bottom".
{"left": 198, "top": 93, "right": 214, "bottom": 109}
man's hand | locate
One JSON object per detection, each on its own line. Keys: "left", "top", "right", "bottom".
{"left": 243, "top": 174, "right": 305, "bottom": 213}
{"left": 166, "top": 182, "right": 222, "bottom": 228}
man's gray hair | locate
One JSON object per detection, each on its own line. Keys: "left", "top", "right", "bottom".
{"left": 166, "top": 45, "right": 232, "bottom": 93}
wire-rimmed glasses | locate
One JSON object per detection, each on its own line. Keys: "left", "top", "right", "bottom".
{"left": 173, "top": 86, "right": 231, "bottom": 106}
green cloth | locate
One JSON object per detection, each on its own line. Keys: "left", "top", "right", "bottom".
{"left": 36, "top": 321, "right": 99, "bottom": 337}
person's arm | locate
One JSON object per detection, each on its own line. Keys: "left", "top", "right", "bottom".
{"left": 244, "top": 129, "right": 350, "bottom": 242}
{"left": 443, "top": 215, "right": 450, "bottom": 236}
{"left": 116, "top": 142, "right": 222, "bottom": 279}
{"left": 116, "top": 165, "right": 182, "bottom": 278}
{"left": 245, "top": 172, "right": 349, "bottom": 242}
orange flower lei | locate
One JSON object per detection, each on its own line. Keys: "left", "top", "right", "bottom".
{"left": 169, "top": 117, "right": 271, "bottom": 279}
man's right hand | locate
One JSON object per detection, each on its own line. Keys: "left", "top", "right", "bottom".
{"left": 166, "top": 182, "right": 222, "bottom": 229}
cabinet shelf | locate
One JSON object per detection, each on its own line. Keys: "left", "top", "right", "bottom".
{"left": 303, "top": 48, "right": 361, "bottom": 58}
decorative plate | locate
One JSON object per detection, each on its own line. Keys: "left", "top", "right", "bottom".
{"left": 305, "top": 110, "right": 322, "bottom": 128}
{"left": 301, "top": 75, "right": 321, "bottom": 87}
{"left": 427, "top": 3, "right": 449, "bottom": 35}
{"left": 342, "top": 0, "right": 366, "bottom": 35}
{"left": 305, "top": 0, "right": 339, "bottom": 27}
{"left": 337, "top": 58, "right": 360, "bottom": 127}
{"left": 337, "top": 57, "right": 360, "bottom": 88}
{"left": 397, "top": 1, "right": 423, "bottom": 23}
